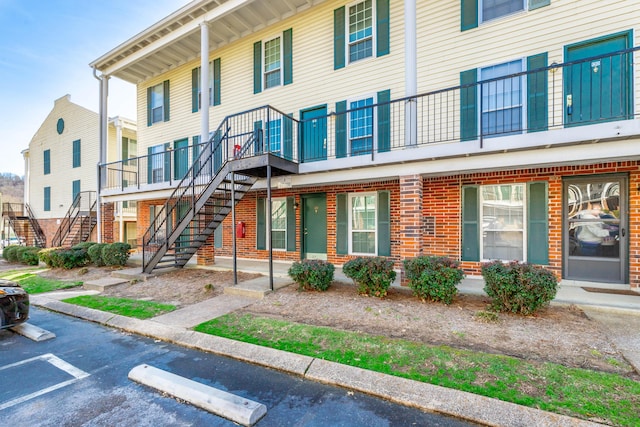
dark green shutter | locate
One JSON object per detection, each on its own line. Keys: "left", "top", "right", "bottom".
{"left": 377, "top": 190, "right": 390, "bottom": 256}
{"left": 286, "top": 196, "right": 296, "bottom": 251}
{"left": 163, "top": 80, "right": 170, "bottom": 122}
{"left": 461, "top": 0, "right": 478, "bottom": 31}
{"left": 163, "top": 142, "right": 171, "bottom": 182}
{"left": 73, "top": 139, "right": 81, "bottom": 168}
{"left": 214, "top": 225, "right": 223, "bottom": 248}
{"left": 44, "top": 149, "right": 50, "bottom": 175}
{"left": 283, "top": 114, "right": 293, "bottom": 160}
{"left": 146, "top": 86, "right": 152, "bottom": 126}
{"left": 122, "top": 137, "right": 129, "bottom": 160}
{"left": 147, "top": 147, "right": 153, "bottom": 183}
{"left": 460, "top": 69, "right": 478, "bottom": 141}
{"left": 283, "top": 29, "right": 293, "bottom": 85}
{"left": 334, "top": 7, "right": 346, "bottom": 70}
{"left": 213, "top": 129, "right": 223, "bottom": 174}
{"left": 377, "top": 89, "right": 391, "bottom": 152}
{"left": 253, "top": 41, "right": 262, "bottom": 94}
{"left": 257, "top": 197, "right": 266, "bottom": 250}
{"left": 192, "top": 135, "right": 201, "bottom": 175}
{"left": 527, "top": 182, "right": 548, "bottom": 264}
{"left": 461, "top": 186, "right": 479, "bottom": 261}
{"left": 213, "top": 58, "right": 221, "bottom": 106}
{"left": 376, "top": 0, "right": 390, "bottom": 57}
{"left": 192, "top": 67, "right": 200, "bottom": 113}
{"left": 44, "top": 187, "right": 51, "bottom": 212}
{"left": 335, "top": 100, "right": 347, "bottom": 158}
{"left": 529, "top": 0, "right": 550, "bottom": 10}
{"left": 254, "top": 121, "right": 263, "bottom": 154}
{"left": 72, "top": 180, "right": 80, "bottom": 202}
{"left": 527, "top": 52, "right": 548, "bottom": 132}
{"left": 336, "top": 193, "right": 348, "bottom": 254}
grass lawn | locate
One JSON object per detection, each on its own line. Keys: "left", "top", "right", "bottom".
{"left": 195, "top": 313, "right": 640, "bottom": 426}
{"left": 0, "top": 270, "right": 82, "bottom": 294}
{"left": 62, "top": 295, "right": 176, "bottom": 319}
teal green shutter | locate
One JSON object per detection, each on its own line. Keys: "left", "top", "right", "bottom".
{"left": 377, "top": 190, "right": 390, "bottom": 256}
{"left": 163, "top": 80, "right": 170, "bottom": 122}
{"left": 44, "top": 149, "right": 50, "bottom": 175}
{"left": 376, "top": 0, "right": 390, "bottom": 57}
{"left": 192, "top": 67, "right": 199, "bottom": 113}
{"left": 461, "top": 186, "right": 479, "bottom": 261}
{"left": 334, "top": 7, "right": 346, "bottom": 70}
{"left": 335, "top": 100, "right": 347, "bottom": 158}
{"left": 253, "top": 41, "right": 262, "bottom": 94}
{"left": 213, "top": 129, "right": 223, "bottom": 173}
{"left": 44, "top": 187, "right": 51, "bottom": 212}
{"left": 286, "top": 196, "right": 296, "bottom": 251}
{"left": 146, "top": 87, "right": 152, "bottom": 126}
{"left": 336, "top": 193, "right": 348, "bottom": 254}
{"left": 461, "top": 0, "right": 478, "bottom": 31}
{"left": 283, "top": 29, "right": 293, "bottom": 85}
{"left": 214, "top": 225, "right": 223, "bottom": 248}
{"left": 147, "top": 147, "right": 153, "bottom": 183}
{"left": 73, "top": 139, "right": 81, "bottom": 168}
{"left": 527, "top": 52, "right": 548, "bottom": 132}
{"left": 283, "top": 114, "right": 293, "bottom": 160}
{"left": 213, "top": 58, "right": 221, "bottom": 106}
{"left": 72, "top": 180, "right": 80, "bottom": 202}
{"left": 163, "top": 142, "right": 171, "bottom": 181}
{"left": 192, "top": 135, "right": 201, "bottom": 175}
{"left": 377, "top": 89, "right": 391, "bottom": 152}
{"left": 529, "top": 0, "right": 550, "bottom": 10}
{"left": 257, "top": 197, "right": 266, "bottom": 250}
{"left": 527, "top": 182, "right": 549, "bottom": 264}
{"left": 254, "top": 121, "right": 263, "bottom": 154}
{"left": 460, "top": 69, "right": 478, "bottom": 141}
{"left": 122, "top": 137, "right": 129, "bottom": 160}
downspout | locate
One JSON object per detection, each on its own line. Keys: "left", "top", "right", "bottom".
{"left": 93, "top": 67, "right": 108, "bottom": 243}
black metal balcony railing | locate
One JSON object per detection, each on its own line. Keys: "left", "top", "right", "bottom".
{"left": 100, "top": 47, "right": 638, "bottom": 191}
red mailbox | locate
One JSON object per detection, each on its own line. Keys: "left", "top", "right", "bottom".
{"left": 236, "top": 221, "right": 246, "bottom": 238}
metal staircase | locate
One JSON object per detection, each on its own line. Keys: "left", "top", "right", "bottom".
{"left": 1, "top": 203, "right": 46, "bottom": 247}
{"left": 51, "top": 191, "right": 97, "bottom": 247}
{"left": 142, "top": 106, "right": 299, "bottom": 274}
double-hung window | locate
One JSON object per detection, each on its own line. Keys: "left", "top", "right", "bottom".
{"left": 480, "top": 59, "right": 524, "bottom": 136}
{"left": 192, "top": 59, "right": 221, "bottom": 112}
{"left": 150, "top": 144, "right": 165, "bottom": 183}
{"left": 264, "top": 36, "right": 282, "bottom": 90}
{"left": 267, "top": 119, "right": 282, "bottom": 154}
{"left": 150, "top": 84, "right": 164, "bottom": 123}
{"left": 348, "top": 0, "right": 374, "bottom": 62}
{"left": 349, "top": 96, "right": 375, "bottom": 155}
{"left": 349, "top": 192, "right": 377, "bottom": 255}
{"left": 271, "top": 198, "right": 287, "bottom": 250}
{"left": 480, "top": 184, "right": 525, "bottom": 261}
{"left": 481, "top": 0, "right": 525, "bottom": 22}
{"left": 122, "top": 137, "right": 137, "bottom": 166}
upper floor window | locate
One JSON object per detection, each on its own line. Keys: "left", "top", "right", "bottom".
{"left": 146, "top": 80, "right": 170, "bottom": 126}
{"left": 461, "top": 0, "right": 550, "bottom": 31}
{"left": 43, "top": 149, "right": 51, "bottom": 175}
{"left": 191, "top": 59, "right": 221, "bottom": 112}
{"left": 349, "top": 96, "right": 375, "bottom": 155}
{"left": 122, "top": 137, "right": 137, "bottom": 166}
{"left": 334, "top": 0, "right": 389, "bottom": 70}
{"left": 481, "top": 0, "right": 525, "bottom": 22}
{"left": 264, "top": 37, "right": 282, "bottom": 89}
{"left": 480, "top": 59, "right": 523, "bottom": 136}
{"left": 267, "top": 119, "right": 282, "bottom": 154}
{"left": 72, "top": 139, "right": 81, "bottom": 168}
{"left": 254, "top": 30, "right": 292, "bottom": 94}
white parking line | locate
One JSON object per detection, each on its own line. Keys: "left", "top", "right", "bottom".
{"left": 0, "top": 353, "right": 90, "bottom": 410}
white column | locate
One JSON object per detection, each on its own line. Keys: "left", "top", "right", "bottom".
{"left": 405, "top": 0, "right": 418, "bottom": 147}
{"left": 200, "top": 22, "right": 210, "bottom": 144}
{"left": 96, "top": 74, "right": 109, "bottom": 243}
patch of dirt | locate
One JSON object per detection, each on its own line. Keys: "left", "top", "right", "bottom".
{"left": 9, "top": 261, "right": 638, "bottom": 379}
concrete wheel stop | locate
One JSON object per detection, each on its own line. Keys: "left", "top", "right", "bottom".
{"left": 128, "top": 364, "right": 267, "bottom": 426}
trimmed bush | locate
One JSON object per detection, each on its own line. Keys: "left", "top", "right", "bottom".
{"left": 342, "top": 257, "right": 396, "bottom": 298}
{"left": 21, "top": 248, "right": 41, "bottom": 266}
{"left": 481, "top": 260, "right": 558, "bottom": 315}
{"left": 39, "top": 247, "right": 61, "bottom": 268}
{"left": 288, "top": 259, "right": 335, "bottom": 291}
{"left": 3, "top": 245, "right": 20, "bottom": 262}
{"left": 88, "top": 243, "right": 108, "bottom": 266}
{"left": 72, "top": 241, "right": 96, "bottom": 251}
{"left": 403, "top": 256, "right": 465, "bottom": 305}
{"left": 102, "top": 242, "right": 131, "bottom": 266}
{"left": 55, "top": 248, "right": 89, "bottom": 269}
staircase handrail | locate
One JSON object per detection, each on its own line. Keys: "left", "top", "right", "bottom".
{"left": 24, "top": 203, "right": 46, "bottom": 247}
{"left": 52, "top": 191, "right": 96, "bottom": 247}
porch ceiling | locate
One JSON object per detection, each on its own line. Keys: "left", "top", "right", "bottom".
{"left": 90, "top": 0, "right": 326, "bottom": 84}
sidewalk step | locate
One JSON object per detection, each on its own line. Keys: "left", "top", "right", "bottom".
{"left": 111, "top": 267, "right": 155, "bottom": 281}
{"left": 83, "top": 277, "right": 129, "bottom": 291}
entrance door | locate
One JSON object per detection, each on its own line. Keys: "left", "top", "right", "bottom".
{"left": 300, "top": 106, "right": 327, "bottom": 162}
{"left": 302, "top": 193, "right": 327, "bottom": 260}
{"left": 565, "top": 32, "right": 631, "bottom": 126}
{"left": 564, "top": 175, "right": 627, "bottom": 283}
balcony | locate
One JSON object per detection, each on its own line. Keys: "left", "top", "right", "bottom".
{"left": 100, "top": 47, "right": 640, "bottom": 194}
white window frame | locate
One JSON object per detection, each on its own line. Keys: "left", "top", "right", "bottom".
{"left": 266, "top": 118, "right": 282, "bottom": 155}
{"left": 270, "top": 197, "right": 287, "bottom": 251}
{"left": 347, "top": 93, "right": 377, "bottom": 156}
{"left": 479, "top": 58, "right": 526, "bottom": 137}
{"left": 263, "top": 35, "right": 283, "bottom": 90}
{"left": 346, "top": 0, "right": 376, "bottom": 64}
{"left": 480, "top": 0, "right": 526, "bottom": 24}
{"left": 150, "top": 83, "right": 164, "bottom": 124}
{"left": 479, "top": 183, "right": 527, "bottom": 262}
{"left": 123, "top": 137, "right": 137, "bottom": 166}
{"left": 348, "top": 192, "right": 378, "bottom": 255}
{"left": 150, "top": 144, "right": 165, "bottom": 183}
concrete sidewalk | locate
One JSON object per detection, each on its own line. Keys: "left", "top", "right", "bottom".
{"left": 29, "top": 257, "right": 640, "bottom": 427}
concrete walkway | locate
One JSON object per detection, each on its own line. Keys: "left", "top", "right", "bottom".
{"left": 29, "top": 256, "right": 640, "bottom": 427}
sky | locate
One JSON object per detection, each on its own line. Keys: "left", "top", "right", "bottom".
{"left": 0, "top": 0, "right": 190, "bottom": 176}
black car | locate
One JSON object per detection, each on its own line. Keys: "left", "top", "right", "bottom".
{"left": 0, "top": 279, "right": 29, "bottom": 329}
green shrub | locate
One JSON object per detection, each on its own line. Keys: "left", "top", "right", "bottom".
{"left": 56, "top": 248, "right": 89, "bottom": 269}
{"left": 72, "top": 241, "right": 96, "bottom": 250}
{"left": 403, "top": 256, "right": 465, "bottom": 305}
{"left": 88, "top": 243, "right": 108, "bottom": 266}
{"left": 288, "top": 259, "right": 335, "bottom": 291}
{"left": 481, "top": 261, "right": 558, "bottom": 315}
{"left": 102, "top": 242, "right": 131, "bottom": 266}
{"left": 3, "top": 245, "right": 20, "bottom": 263}
{"left": 342, "top": 257, "right": 396, "bottom": 298}
{"left": 20, "top": 247, "right": 42, "bottom": 266}
{"left": 39, "top": 247, "right": 61, "bottom": 268}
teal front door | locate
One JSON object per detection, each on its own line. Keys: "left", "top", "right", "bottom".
{"left": 302, "top": 193, "right": 327, "bottom": 260}
{"left": 565, "top": 31, "right": 632, "bottom": 126}
{"left": 174, "top": 138, "right": 189, "bottom": 180}
{"left": 301, "top": 106, "right": 327, "bottom": 162}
